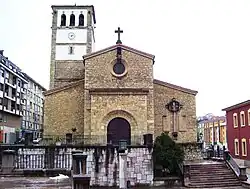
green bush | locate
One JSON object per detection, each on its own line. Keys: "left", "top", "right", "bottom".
{"left": 153, "top": 132, "right": 184, "bottom": 175}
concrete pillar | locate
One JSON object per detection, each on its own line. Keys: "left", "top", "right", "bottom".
{"left": 239, "top": 166, "right": 248, "bottom": 181}
{"left": 119, "top": 153, "right": 127, "bottom": 189}
{"left": 72, "top": 150, "right": 90, "bottom": 189}
{"left": 2, "top": 149, "right": 16, "bottom": 174}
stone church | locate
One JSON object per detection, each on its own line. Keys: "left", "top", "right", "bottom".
{"left": 44, "top": 5, "right": 198, "bottom": 145}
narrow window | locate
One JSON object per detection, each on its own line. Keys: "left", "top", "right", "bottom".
{"left": 233, "top": 113, "right": 238, "bottom": 128}
{"left": 69, "top": 46, "right": 74, "bottom": 55}
{"left": 61, "top": 14, "right": 66, "bottom": 26}
{"left": 234, "top": 139, "right": 239, "bottom": 155}
{"left": 79, "top": 14, "right": 84, "bottom": 26}
{"left": 70, "top": 14, "right": 75, "bottom": 26}
{"left": 242, "top": 138, "right": 247, "bottom": 156}
{"left": 240, "top": 111, "right": 245, "bottom": 126}
{"left": 248, "top": 109, "right": 250, "bottom": 125}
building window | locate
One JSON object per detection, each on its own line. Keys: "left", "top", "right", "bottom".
{"left": 0, "top": 68, "right": 4, "bottom": 77}
{"left": 248, "top": 109, "right": 250, "bottom": 126}
{"left": 70, "top": 13, "right": 75, "bottom": 26}
{"left": 79, "top": 14, "right": 84, "bottom": 26}
{"left": 233, "top": 113, "right": 238, "bottom": 128}
{"left": 60, "top": 14, "right": 66, "bottom": 26}
{"left": 234, "top": 139, "right": 239, "bottom": 155}
{"left": 242, "top": 138, "right": 247, "bottom": 156}
{"left": 69, "top": 46, "right": 74, "bottom": 55}
{"left": 240, "top": 111, "right": 245, "bottom": 127}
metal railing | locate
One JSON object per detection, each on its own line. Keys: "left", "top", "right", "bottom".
{"left": 225, "top": 153, "right": 240, "bottom": 176}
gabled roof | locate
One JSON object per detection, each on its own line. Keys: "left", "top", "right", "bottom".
{"left": 83, "top": 44, "right": 155, "bottom": 61}
{"left": 222, "top": 99, "right": 250, "bottom": 112}
{"left": 153, "top": 79, "right": 198, "bottom": 95}
{"left": 44, "top": 79, "right": 84, "bottom": 96}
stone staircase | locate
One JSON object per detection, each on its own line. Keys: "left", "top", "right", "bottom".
{"left": 188, "top": 162, "right": 242, "bottom": 188}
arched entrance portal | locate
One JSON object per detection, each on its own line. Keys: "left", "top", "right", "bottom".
{"left": 107, "top": 117, "right": 131, "bottom": 145}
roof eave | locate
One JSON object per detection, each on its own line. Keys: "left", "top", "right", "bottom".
{"left": 83, "top": 44, "right": 155, "bottom": 61}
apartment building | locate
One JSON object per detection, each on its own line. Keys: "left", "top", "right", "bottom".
{"left": 198, "top": 114, "right": 227, "bottom": 148}
{"left": 222, "top": 100, "right": 250, "bottom": 166}
{"left": 21, "top": 73, "right": 46, "bottom": 139}
{"left": 0, "top": 50, "right": 28, "bottom": 143}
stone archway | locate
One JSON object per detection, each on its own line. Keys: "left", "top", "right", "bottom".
{"left": 107, "top": 117, "right": 131, "bottom": 145}
{"left": 100, "top": 110, "right": 137, "bottom": 144}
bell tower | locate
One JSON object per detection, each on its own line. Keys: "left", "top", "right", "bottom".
{"left": 49, "top": 5, "right": 96, "bottom": 89}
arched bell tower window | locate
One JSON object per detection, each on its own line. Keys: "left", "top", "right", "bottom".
{"left": 79, "top": 14, "right": 84, "bottom": 26}
{"left": 70, "top": 14, "right": 75, "bottom": 26}
{"left": 61, "top": 14, "right": 66, "bottom": 26}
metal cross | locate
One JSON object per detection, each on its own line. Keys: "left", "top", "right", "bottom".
{"left": 115, "top": 27, "right": 123, "bottom": 44}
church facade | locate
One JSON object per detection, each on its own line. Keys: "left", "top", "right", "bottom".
{"left": 44, "top": 5, "right": 198, "bottom": 144}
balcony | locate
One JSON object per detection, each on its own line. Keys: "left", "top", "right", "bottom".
{"left": 0, "top": 91, "right": 3, "bottom": 98}
{"left": 5, "top": 78, "right": 16, "bottom": 88}
{"left": 4, "top": 92, "right": 16, "bottom": 101}
{"left": 21, "top": 87, "right": 26, "bottom": 94}
{"left": 0, "top": 77, "right": 4, "bottom": 84}
{"left": 21, "top": 99, "right": 25, "bottom": 105}
{"left": 3, "top": 106, "right": 15, "bottom": 114}
{"left": 16, "top": 98, "right": 20, "bottom": 104}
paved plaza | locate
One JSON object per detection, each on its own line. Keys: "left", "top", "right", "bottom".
{"left": 0, "top": 176, "right": 246, "bottom": 189}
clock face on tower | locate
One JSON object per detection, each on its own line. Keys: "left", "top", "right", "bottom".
{"left": 68, "top": 32, "right": 76, "bottom": 40}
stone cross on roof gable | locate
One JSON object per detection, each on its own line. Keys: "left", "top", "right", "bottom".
{"left": 115, "top": 27, "right": 123, "bottom": 44}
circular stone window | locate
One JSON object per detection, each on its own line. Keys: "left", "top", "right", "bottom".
{"left": 111, "top": 59, "right": 127, "bottom": 77}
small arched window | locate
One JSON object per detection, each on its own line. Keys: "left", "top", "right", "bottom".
{"left": 79, "top": 14, "right": 84, "bottom": 26}
{"left": 70, "top": 14, "right": 75, "bottom": 26}
{"left": 61, "top": 14, "right": 66, "bottom": 26}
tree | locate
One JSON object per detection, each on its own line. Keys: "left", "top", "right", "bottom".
{"left": 153, "top": 132, "right": 184, "bottom": 176}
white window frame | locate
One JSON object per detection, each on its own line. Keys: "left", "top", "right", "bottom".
{"left": 248, "top": 109, "right": 250, "bottom": 126}
{"left": 240, "top": 111, "right": 245, "bottom": 127}
{"left": 233, "top": 113, "right": 238, "bottom": 128}
{"left": 234, "top": 138, "right": 239, "bottom": 156}
{"left": 242, "top": 138, "right": 247, "bottom": 157}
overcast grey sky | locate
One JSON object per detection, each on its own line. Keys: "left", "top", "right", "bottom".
{"left": 1, "top": 0, "right": 250, "bottom": 116}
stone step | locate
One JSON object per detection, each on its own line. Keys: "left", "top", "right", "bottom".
{"left": 190, "top": 171, "right": 233, "bottom": 175}
{"left": 188, "top": 181, "right": 242, "bottom": 188}
{"left": 190, "top": 166, "right": 227, "bottom": 169}
{"left": 190, "top": 175, "right": 237, "bottom": 180}
{"left": 190, "top": 178, "right": 239, "bottom": 183}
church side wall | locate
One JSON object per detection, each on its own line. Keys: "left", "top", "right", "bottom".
{"left": 153, "top": 83, "right": 197, "bottom": 143}
{"left": 54, "top": 60, "right": 85, "bottom": 88}
{"left": 43, "top": 83, "right": 85, "bottom": 135}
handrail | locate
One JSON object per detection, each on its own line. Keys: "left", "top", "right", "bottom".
{"left": 225, "top": 153, "right": 240, "bottom": 177}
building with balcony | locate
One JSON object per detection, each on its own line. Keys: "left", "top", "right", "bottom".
{"left": 0, "top": 50, "right": 28, "bottom": 143}
{"left": 222, "top": 100, "right": 250, "bottom": 166}
{"left": 21, "top": 73, "right": 46, "bottom": 139}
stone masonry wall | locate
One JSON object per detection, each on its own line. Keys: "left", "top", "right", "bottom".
{"left": 43, "top": 81, "right": 85, "bottom": 135}
{"left": 154, "top": 83, "right": 197, "bottom": 143}
{"left": 16, "top": 147, "right": 153, "bottom": 187}
{"left": 83, "top": 48, "right": 155, "bottom": 138}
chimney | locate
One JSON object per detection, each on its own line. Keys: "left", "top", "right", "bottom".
{"left": 0, "top": 50, "right": 3, "bottom": 56}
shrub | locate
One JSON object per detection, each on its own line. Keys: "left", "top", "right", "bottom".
{"left": 153, "top": 132, "right": 184, "bottom": 176}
